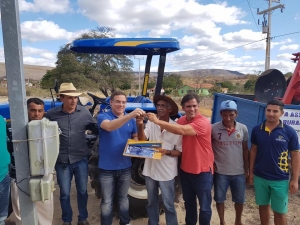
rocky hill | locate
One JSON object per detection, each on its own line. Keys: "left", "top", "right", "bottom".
{"left": 0, "top": 62, "right": 54, "bottom": 80}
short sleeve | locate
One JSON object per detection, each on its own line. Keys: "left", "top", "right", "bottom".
{"left": 144, "top": 121, "right": 151, "bottom": 139}
{"left": 190, "top": 117, "right": 211, "bottom": 136}
{"left": 174, "top": 135, "right": 182, "bottom": 152}
{"left": 131, "top": 118, "right": 137, "bottom": 134}
{"left": 251, "top": 126, "right": 258, "bottom": 145}
{"left": 97, "top": 113, "right": 109, "bottom": 128}
{"left": 242, "top": 125, "right": 249, "bottom": 142}
{"left": 288, "top": 127, "right": 300, "bottom": 151}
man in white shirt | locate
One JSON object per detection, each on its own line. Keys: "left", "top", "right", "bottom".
{"left": 137, "top": 95, "right": 182, "bottom": 225}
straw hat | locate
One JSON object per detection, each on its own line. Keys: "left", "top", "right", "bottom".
{"left": 153, "top": 95, "right": 178, "bottom": 116}
{"left": 58, "top": 83, "right": 82, "bottom": 96}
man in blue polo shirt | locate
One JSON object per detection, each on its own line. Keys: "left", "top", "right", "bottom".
{"left": 249, "top": 99, "right": 300, "bottom": 225}
{"left": 97, "top": 91, "right": 145, "bottom": 225}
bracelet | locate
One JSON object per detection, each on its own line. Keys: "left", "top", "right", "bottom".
{"left": 167, "top": 150, "right": 172, "bottom": 156}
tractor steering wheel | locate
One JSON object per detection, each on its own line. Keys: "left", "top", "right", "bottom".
{"left": 87, "top": 92, "right": 110, "bottom": 115}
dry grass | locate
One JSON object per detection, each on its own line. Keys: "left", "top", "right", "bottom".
{"left": 0, "top": 63, "right": 53, "bottom": 80}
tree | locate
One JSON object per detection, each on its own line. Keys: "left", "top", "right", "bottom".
{"left": 284, "top": 72, "right": 293, "bottom": 79}
{"left": 209, "top": 85, "right": 222, "bottom": 95}
{"left": 162, "top": 73, "right": 182, "bottom": 90}
{"left": 244, "top": 76, "right": 258, "bottom": 93}
{"left": 219, "top": 81, "right": 234, "bottom": 92}
{"left": 192, "top": 70, "right": 207, "bottom": 89}
{"left": 41, "top": 27, "right": 134, "bottom": 96}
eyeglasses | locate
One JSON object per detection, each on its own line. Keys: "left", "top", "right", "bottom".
{"left": 156, "top": 104, "right": 170, "bottom": 109}
{"left": 113, "top": 100, "right": 127, "bottom": 105}
{"left": 184, "top": 105, "right": 198, "bottom": 109}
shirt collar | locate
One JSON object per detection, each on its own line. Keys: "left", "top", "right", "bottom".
{"left": 59, "top": 104, "right": 81, "bottom": 113}
{"left": 260, "top": 120, "right": 283, "bottom": 130}
{"left": 220, "top": 120, "right": 236, "bottom": 130}
{"left": 108, "top": 110, "right": 127, "bottom": 118}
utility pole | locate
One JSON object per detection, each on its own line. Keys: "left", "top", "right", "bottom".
{"left": 257, "top": 0, "right": 284, "bottom": 70}
{"left": 134, "top": 56, "right": 144, "bottom": 96}
{"left": 0, "top": 0, "right": 38, "bottom": 224}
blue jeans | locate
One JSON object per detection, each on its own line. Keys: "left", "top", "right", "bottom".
{"left": 99, "top": 167, "right": 131, "bottom": 225}
{"left": 180, "top": 169, "right": 213, "bottom": 225}
{"left": 213, "top": 173, "right": 246, "bottom": 204}
{"left": 55, "top": 157, "right": 89, "bottom": 223}
{"left": 0, "top": 174, "right": 10, "bottom": 225}
{"left": 145, "top": 176, "right": 178, "bottom": 225}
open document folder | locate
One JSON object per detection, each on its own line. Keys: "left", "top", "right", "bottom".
{"left": 123, "top": 139, "right": 162, "bottom": 159}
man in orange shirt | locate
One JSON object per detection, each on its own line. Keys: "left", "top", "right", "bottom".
{"left": 147, "top": 93, "right": 214, "bottom": 225}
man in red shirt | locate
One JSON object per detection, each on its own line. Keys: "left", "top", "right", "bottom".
{"left": 147, "top": 93, "right": 214, "bottom": 225}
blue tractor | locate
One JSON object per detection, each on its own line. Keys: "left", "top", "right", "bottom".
{"left": 70, "top": 38, "right": 181, "bottom": 218}
{"left": 3, "top": 38, "right": 182, "bottom": 219}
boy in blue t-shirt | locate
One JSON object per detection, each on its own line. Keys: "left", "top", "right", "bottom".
{"left": 249, "top": 99, "right": 300, "bottom": 225}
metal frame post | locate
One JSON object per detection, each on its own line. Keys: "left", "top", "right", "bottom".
{"left": 0, "top": 0, "right": 38, "bottom": 224}
{"left": 142, "top": 54, "right": 153, "bottom": 96}
{"left": 155, "top": 49, "right": 166, "bottom": 96}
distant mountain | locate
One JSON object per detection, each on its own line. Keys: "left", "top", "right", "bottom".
{"left": 0, "top": 62, "right": 54, "bottom": 80}
{"left": 0, "top": 62, "right": 245, "bottom": 81}
{"left": 133, "top": 69, "right": 245, "bottom": 77}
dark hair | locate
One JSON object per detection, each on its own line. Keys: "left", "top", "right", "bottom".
{"left": 181, "top": 93, "right": 200, "bottom": 107}
{"left": 267, "top": 99, "right": 284, "bottom": 111}
{"left": 111, "top": 91, "right": 126, "bottom": 101}
{"left": 27, "top": 98, "right": 44, "bottom": 107}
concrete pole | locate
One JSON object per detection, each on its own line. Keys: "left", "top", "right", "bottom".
{"left": 138, "top": 59, "right": 141, "bottom": 96}
{"left": 0, "top": 0, "right": 38, "bottom": 224}
{"left": 265, "top": 0, "right": 272, "bottom": 70}
{"left": 134, "top": 56, "right": 144, "bottom": 96}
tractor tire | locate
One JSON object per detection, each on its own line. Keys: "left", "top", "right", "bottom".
{"left": 88, "top": 138, "right": 177, "bottom": 220}
{"left": 128, "top": 158, "right": 165, "bottom": 219}
{"left": 88, "top": 138, "right": 101, "bottom": 198}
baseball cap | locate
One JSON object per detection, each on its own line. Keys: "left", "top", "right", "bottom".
{"left": 220, "top": 100, "right": 237, "bottom": 111}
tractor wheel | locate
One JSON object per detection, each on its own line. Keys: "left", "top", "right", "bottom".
{"left": 128, "top": 158, "right": 166, "bottom": 219}
{"left": 128, "top": 158, "right": 148, "bottom": 218}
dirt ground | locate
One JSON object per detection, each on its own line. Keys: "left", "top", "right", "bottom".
{"left": 5, "top": 177, "right": 300, "bottom": 225}
{"left": 3, "top": 96, "right": 300, "bottom": 224}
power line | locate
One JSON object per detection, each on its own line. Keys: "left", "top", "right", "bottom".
{"left": 246, "top": 0, "right": 261, "bottom": 33}
{"left": 272, "top": 31, "right": 300, "bottom": 38}
{"left": 165, "top": 30, "right": 300, "bottom": 67}
{"left": 166, "top": 38, "right": 266, "bottom": 66}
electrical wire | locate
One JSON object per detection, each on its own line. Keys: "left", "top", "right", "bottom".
{"left": 166, "top": 30, "right": 300, "bottom": 67}
{"left": 166, "top": 38, "right": 266, "bottom": 66}
{"left": 272, "top": 31, "right": 300, "bottom": 38}
{"left": 246, "top": 0, "right": 261, "bottom": 34}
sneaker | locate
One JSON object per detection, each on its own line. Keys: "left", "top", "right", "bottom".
{"left": 77, "top": 221, "right": 90, "bottom": 225}
{"left": 63, "top": 223, "right": 71, "bottom": 225}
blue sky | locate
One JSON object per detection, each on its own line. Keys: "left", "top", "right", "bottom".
{"left": 0, "top": 0, "right": 299, "bottom": 74}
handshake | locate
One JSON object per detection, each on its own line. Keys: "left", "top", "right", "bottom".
{"left": 130, "top": 108, "right": 158, "bottom": 124}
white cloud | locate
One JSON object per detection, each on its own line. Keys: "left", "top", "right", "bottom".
{"left": 21, "top": 20, "right": 87, "bottom": 42}
{"left": 277, "top": 53, "right": 293, "bottom": 60}
{"left": 78, "top": 0, "right": 246, "bottom": 34}
{"left": 23, "top": 56, "right": 55, "bottom": 66}
{"left": 279, "top": 44, "right": 299, "bottom": 51}
{"left": 0, "top": 46, "right": 56, "bottom": 66}
{"left": 19, "top": 0, "right": 71, "bottom": 14}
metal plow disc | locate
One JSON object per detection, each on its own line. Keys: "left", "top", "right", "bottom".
{"left": 255, "top": 69, "right": 286, "bottom": 103}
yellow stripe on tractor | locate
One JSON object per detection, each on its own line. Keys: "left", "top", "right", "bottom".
{"left": 114, "top": 41, "right": 168, "bottom": 47}
{"left": 142, "top": 73, "right": 149, "bottom": 96}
